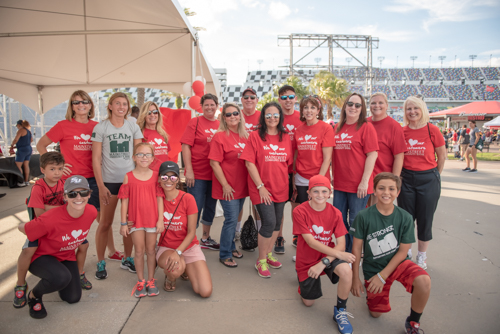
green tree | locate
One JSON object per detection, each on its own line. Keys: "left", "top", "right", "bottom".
{"left": 273, "top": 76, "right": 309, "bottom": 100}
{"left": 103, "top": 88, "right": 136, "bottom": 106}
{"left": 256, "top": 92, "right": 278, "bottom": 111}
{"left": 309, "top": 71, "right": 350, "bottom": 120}
{"left": 184, "top": 8, "right": 206, "bottom": 31}
{"left": 160, "top": 91, "right": 184, "bottom": 109}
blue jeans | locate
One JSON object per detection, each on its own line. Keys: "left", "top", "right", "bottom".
{"left": 219, "top": 198, "right": 245, "bottom": 259}
{"left": 187, "top": 179, "right": 217, "bottom": 228}
{"left": 333, "top": 190, "right": 369, "bottom": 253}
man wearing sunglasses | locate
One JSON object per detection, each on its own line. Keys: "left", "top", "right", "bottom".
{"left": 241, "top": 88, "right": 261, "bottom": 133}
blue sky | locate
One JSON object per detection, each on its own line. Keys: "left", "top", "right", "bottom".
{"left": 178, "top": 0, "right": 500, "bottom": 85}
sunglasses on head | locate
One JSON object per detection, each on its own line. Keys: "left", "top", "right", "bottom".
{"left": 66, "top": 189, "right": 91, "bottom": 198}
{"left": 280, "top": 95, "right": 296, "bottom": 100}
{"left": 148, "top": 110, "right": 159, "bottom": 115}
{"left": 346, "top": 101, "right": 362, "bottom": 109}
{"left": 135, "top": 153, "right": 153, "bottom": 158}
{"left": 160, "top": 175, "right": 179, "bottom": 182}
{"left": 242, "top": 95, "right": 256, "bottom": 100}
{"left": 71, "top": 100, "right": 91, "bottom": 105}
{"left": 225, "top": 111, "right": 240, "bottom": 117}
{"left": 265, "top": 113, "right": 280, "bottom": 119}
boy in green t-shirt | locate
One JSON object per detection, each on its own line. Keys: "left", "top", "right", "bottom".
{"left": 350, "top": 172, "right": 431, "bottom": 334}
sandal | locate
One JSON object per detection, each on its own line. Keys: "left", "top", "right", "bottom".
{"left": 163, "top": 276, "right": 176, "bottom": 292}
{"left": 219, "top": 258, "right": 238, "bottom": 268}
{"left": 180, "top": 271, "right": 189, "bottom": 281}
{"left": 232, "top": 250, "right": 243, "bottom": 258}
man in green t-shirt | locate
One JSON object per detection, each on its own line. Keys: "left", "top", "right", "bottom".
{"left": 350, "top": 172, "right": 431, "bottom": 334}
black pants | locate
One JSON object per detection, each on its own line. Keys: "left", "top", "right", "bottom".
{"left": 398, "top": 168, "right": 441, "bottom": 242}
{"left": 29, "top": 255, "right": 82, "bottom": 303}
{"left": 255, "top": 202, "right": 286, "bottom": 238}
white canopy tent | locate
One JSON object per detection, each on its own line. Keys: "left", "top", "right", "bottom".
{"left": 484, "top": 116, "right": 500, "bottom": 127}
{"left": 0, "top": 0, "right": 220, "bottom": 143}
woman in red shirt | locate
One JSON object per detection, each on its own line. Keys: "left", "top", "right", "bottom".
{"left": 332, "top": 93, "right": 379, "bottom": 253}
{"left": 398, "top": 96, "right": 446, "bottom": 270}
{"left": 240, "top": 102, "right": 293, "bottom": 278}
{"left": 209, "top": 103, "right": 249, "bottom": 267}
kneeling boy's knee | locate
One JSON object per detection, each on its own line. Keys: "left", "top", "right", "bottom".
{"left": 301, "top": 298, "right": 315, "bottom": 307}
{"left": 337, "top": 263, "right": 352, "bottom": 280}
{"left": 414, "top": 275, "right": 431, "bottom": 291}
{"left": 369, "top": 310, "right": 382, "bottom": 318}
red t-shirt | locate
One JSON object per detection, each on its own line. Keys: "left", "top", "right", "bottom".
{"left": 25, "top": 204, "right": 97, "bottom": 263}
{"left": 142, "top": 128, "right": 172, "bottom": 172}
{"left": 239, "top": 131, "right": 293, "bottom": 204}
{"left": 180, "top": 116, "right": 220, "bottom": 180}
{"left": 156, "top": 189, "right": 199, "bottom": 250}
{"left": 283, "top": 111, "right": 304, "bottom": 173}
{"left": 242, "top": 110, "right": 261, "bottom": 133}
{"left": 46, "top": 120, "right": 98, "bottom": 179}
{"left": 333, "top": 122, "right": 379, "bottom": 194}
{"left": 293, "top": 202, "right": 347, "bottom": 282}
{"left": 293, "top": 121, "right": 335, "bottom": 180}
{"left": 208, "top": 131, "right": 249, "bottom": 200}
{"left": 28, "top": 178, "right": 65, "bottom": 213}
{"left": 368, "top": 116, "right": 407, "bottom": 175}
{"left": 403, "top": 123, "right": 445, "bottom": 171}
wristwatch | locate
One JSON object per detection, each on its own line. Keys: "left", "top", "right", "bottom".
{"left": 321, "top": 257, "right": 331, "bottom": 267}
{"left": 175, "top": 249, "right": 182, "bottom": 256}
{"left": 257, "top": 183, "right": 264, "bottom": 189}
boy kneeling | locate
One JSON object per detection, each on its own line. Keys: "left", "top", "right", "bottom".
{"left": 350, "top": 172, "right": 431, "bottom": 333}
{"left": 293, "top": 175, "right": 356, "bottom": 334}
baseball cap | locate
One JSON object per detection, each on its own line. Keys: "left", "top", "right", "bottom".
{"left": 242, "top": 87, "right": 257, "bottom": 96}
{"left": 159, "top": 161, "right": 180, "bottom": 176}
{"left": 64, "top": 175, "right": 91, "bottom": 193}
{"left": 308, "top": 175, "right": 331, "bottom": 191}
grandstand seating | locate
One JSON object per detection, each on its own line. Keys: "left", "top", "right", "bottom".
{"left": 373, "top": 68, "right": 389, "bottom": 80}
{"left": 464, "top": 67, "right": 483, "bottom": 80}
{"left": 392, "top": 85, "right": 419, "bottom": 100}
{"left": 405, "top": 68, "right": 422, "bottom": 81}
{"left": 419, "top": 85, "right": 448, "bottom": 99}
{"left": 348, "top": 85, "right": 365, "bottom": 95}
{"left": 441, "top": 68, "right": 464, "bottom": 81}
{"left": 389, "top": 69, "right": 406, "bottom": 81}
{"left": 445, "top": 85, "right": 475, "bottom": 100}
{"left": 373, "top": 85, "right": 393, "bottom": 98}
{"left": 422, "top": 68, "right": 442, "bottom": 81}
{"left": 482, "top": 67, "right": 499, "bottom": 80}
{"left": 473, "top": 84, "right": 500, "bottom": 100}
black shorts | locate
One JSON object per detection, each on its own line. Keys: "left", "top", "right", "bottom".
{"left": 287, "top": 173, "right": 294, "bottom": 202}
{"left": 103, "top": 182, "right": 122, "bottom": 196}
{"left": 87, "top": 177, "right": 100, "bottom": 211}
{"left": 295, "top": 186, "right": 309, "bottom": 204}
{"left": 298, "top": 258, "right": 346, "bottom": 300}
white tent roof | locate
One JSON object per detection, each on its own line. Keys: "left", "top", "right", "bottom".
{"left": 0, "top": 0, "right": 220, "bottom": 114}
{"left": 484, "top": 116, "right": 500, "bottom": 127}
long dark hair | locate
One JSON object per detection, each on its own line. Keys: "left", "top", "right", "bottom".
{"left": 258, "top": 102, "right": 287, "bottom": 142}
{"left": 336, "top": 92, "right": 367, "bottom": 133}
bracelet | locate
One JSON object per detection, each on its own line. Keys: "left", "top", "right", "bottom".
{"left": 257, "top": 183, "right": 264, "bottom": 190}
{"left": 377, "top": 272, "right": 386, "bottom": 285}
{"left": 120, "top": 222, "right": 128, "bottom": 226}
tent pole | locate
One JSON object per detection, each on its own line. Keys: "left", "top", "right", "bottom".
{"left": 0, "top": 94, "right": 8, "bottom": 147}
{"left": 38, "top": 86, "right": 44, "bottom": 137}
{"left": 191, "top": 36, "right": 197, "bottom": 118}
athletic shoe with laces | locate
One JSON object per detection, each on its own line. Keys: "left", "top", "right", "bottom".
{"left": 95, "top": 260, "right": 108, "bottom": 280}
{"left": 266, "top": 252, "right": 282, "bottom": 268}
{"left": 17, "top": 182, "right": 27, "bottom": 187}
{"left": 121, "top": 257, "right": 136, "bottom": 273}
{"left": 131, "top": 280, "right": 147, "bottom": 298}
{"left": 13, "top": 282, "right": 28, "bottom": 308}
{"left": 470, "top": 169, "right": 478, "bottom": 173}
{"left": 200, "top": 236, "right": 220, "bottom": 250}
{"left": 405, "top": 319, "right": 424, "bottom": 333}
{"left": 462, "top": 167, "right": 471, "bottom": 171}
{"left": 292, "top": 235, "right": 298, "bottom": 248}
{"left": 108, "top": 251, "right": 124, "bottom": 261}
{"left": 80, "top": 272, "right": 92, "bottom": 290}
{"left": 255, "top": 259, "right": 271, "bottom": 278}
{"left": 147, "top": 278, "right": 160, "bottom": 296}
{"left": 274, "top": 236, "right": 285, "bottom": 254}
{"left": 334, "top": 306, "right": 354, "bottom": 334}
{"left": 28, "top": 291, "right": 47, "bottom": 319}
{"left": 416, "top": 253, "right": 427, "bottom": 270}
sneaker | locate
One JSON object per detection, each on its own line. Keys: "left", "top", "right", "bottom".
{"left": 80, "top": 272, "right": 92, "bottom": 290}
{"left": 147, "top": 278, "right": 159, "bottom": 296}
{"left": 13, "top": 283, "right": 28, "bottom": 308}
{"left": 405, "top": 319, "right": 424, "bottom": 333}
{"left": 28, "top": 291, "right": 47, "bottom": 319}
{"left": 234, "top": 231, "right": 241, "bottom": 242}
{"left": 25, "top": 181, "right": 30, "bottom": 186}
{"left": 255, "top": 259, "right": 271, "bottom": 278}
{"left": 462, "top": 167, "right": 471, "bottom": 171}
{"left": 131, "top": 280, "right": 147, "bottom": 298}
{"left": 121, "top": 257, "right": 136, "bottom": 273}
{"left": 200, "top": 236, "right": 220, "bottom": 250}
{"left": 274, "top": 236, "right": 285, "bottom": 254}
{"left": 292, "top": 255, "right": 296, "bottom": 262}
{"left": 95, "top": 260, "right": 108, "bottom": 280}
{"left": 407, "top": 248, "right": 412, "bottom": 260}
{"left": 108, "top": 251, "right": 124, "bottom": 261}
{"left": 416, "top": 253, "right": 427, "bottom": 270}
{"left": 334, "top": 306, "right": 354, "bottom": 334}
{"left": 267, "top": 252, "right": 282, "bottom": 269}
{"left": 292, "top": 235, "right": 298, "bottom": 248}
{"left": 17, "top": 182, "right": 27, "bottom": 187}
{"left": 470, "top": 169, "right": 478, "bottom": 173}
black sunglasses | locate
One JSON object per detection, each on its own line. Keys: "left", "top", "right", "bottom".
{"left": 280, "top": 95, "right": 296, "bottom": 100}
{"left": 66, "top": 189, "right": 92, "bottom": 198}
{"left": 225, "top": 111, "right": 240, "bottom": 117}
{"left": 265, "top": 113, "right": 280, "bottom": 119}
{"left": 148, "top": 110, "right": 159, "bottom": 115}
{"left": 346, "top": 101, "right": 362, "bottom": 109}
{"left": 71, "top": 100, "right": 91, "bottom": 105}
{"left": 242, "top": 96, "right": 257, "bottom": 100}
{"left": 160, "top": 175, "right": 179, "bottom": 182}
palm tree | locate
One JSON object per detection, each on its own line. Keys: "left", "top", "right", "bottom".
{"left": 309, "top": 71, "right": 350, "bottom": 120}
{"left": 256, "top": 92, "right": 277, "bottom": 110}
{"left": 184, "top": 8, "right": 206, "bottom": 31}
{"left": 137, "top": 88, "right": 145, "bottom": 108}
{"left": 160, "top": 91, "right": 184, "bottom": 109}
{"left": 273, "top": 76, "right": 309, "bottom": 100}
{"left": 103, "top": 88, "right": 136, "bottom": 106}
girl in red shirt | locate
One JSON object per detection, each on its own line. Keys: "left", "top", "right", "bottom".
{"left": 398, "top": 96, "right": 446, "bottom": 270}
{"left": 118, "top": 143, "right": 164, "bottom": 298}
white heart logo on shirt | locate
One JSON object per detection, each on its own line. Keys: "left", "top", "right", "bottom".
{"left": 305, "top": 135, "right": 311, "bottom": 141}
{"left": 312, "top": 225, "right": 324, "bottom": 234}
{"left": 210, "top": 129, "right": 217, "bottom": 134}
{"left": 341, "top": 133, "right": 348, "bottom": 140}
{"left": 154, "top": 138, "right": 163, "bottom": 145}
{"left": 83, "top": 230, "right": 89, "bottom": 236}
{"left": 164, "top": 212, "right": 173, "bottom": 220}
{"left": 81, "top": 134, "right": 90, "bottom": 141}
{"left": 245, "top": 123, "right": 253, "bottom": 129}
{"left": 238, "top": 143, "right": 246, "bottom": 149}
{"left": 286, "top": 124, "right": 295, "bottom": 131}
{"left": 409, "top": 139, "right": 418, "bottom": 146}
{"left": 270, "top": 144, "right": 278, "bottom": 151}
{"left": 71, "top": 229, "right": 82, "bottom": 239}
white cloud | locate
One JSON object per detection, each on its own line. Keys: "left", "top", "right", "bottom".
{"left": 480, "top": 49, "right": 500, "bottom": 56}
{"left": 351, "top": 24, "right": 416, "bottom": 42}
{"left": 241, "top": 0, "right": 263, "bottom": 8}
{"left": 268, "top": 1, "right": 292, "bottom": 20}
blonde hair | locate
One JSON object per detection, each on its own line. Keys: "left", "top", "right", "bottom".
{"left": 137, "top": 101, "right": 169, "bottom": 143}
{"left": 107, "top": 92, "right": 131, "bottom": 119}
{"left": 66, "top": 90, "right": 95, "bottom": 121}
{"left": 369, "top": 92, "right": 388, "bottom": 105}
{"left": 133, "top": 142, "right": 155, "bottom": 156}
{"left": 403, "top": 96, "right": 430, "bottom": 126}
{"left": 218, "top": 103, "right": 249, "bottom": 139}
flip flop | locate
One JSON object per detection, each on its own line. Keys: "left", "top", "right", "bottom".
{"left": 232, "top": 250, "right": 243, "bottom": 258}
{"left": 163, "top": 276, "right": 176, "bottom": 292}
{"left": 180, "top": 271, "right": 189, "bottom": 281}
{"left": 219, "top": 258, "right": 238, "bottom": 268}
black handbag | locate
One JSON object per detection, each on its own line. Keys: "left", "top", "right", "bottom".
{"left": 239, "top": 203, "right": 258, "bottom": 251}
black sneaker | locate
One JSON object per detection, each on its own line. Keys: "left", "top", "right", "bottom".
{"left": 200, "top": 236, "right": 220, "bottom": 250}
{"left": 28, "top": 291, "right": 47, "bottom": 319}
{"left": 292, "top": 235, "right": 298, "bottom": 248}
{"left": 80, "top": 272, "right": 92, "bottom": 290}
{"left": 470, "top": 169, "right": 478, "bottom": 173}
{"left": 95, "top": 260, "right": 108, "bottom": 280}
{"left": 462, "top": 167, "right": 471, "bottom": 172}
{"left": 13, "top": 282, "right": 28, "bottom": 308}
{"left": 274, "top": 236, "right": 285, "bottom": 254}
{"left": 121, "top": 257, "right": 137, "bottom": 273}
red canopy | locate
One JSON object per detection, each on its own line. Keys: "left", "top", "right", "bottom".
{"left": 430, "top": 101, "right": 500, "bottom": 117}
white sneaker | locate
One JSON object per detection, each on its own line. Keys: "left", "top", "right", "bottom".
{"left": 25, "top": 181, "right": 30, "bottom": 186}
{"left": 407, "top": 248, "right": 412, "bottom": 260}
{"left": 17, "top": 182, "right": 27, "bottom": 187}
{"left": 416, "top": 253, "right": 427, "bottom": 270}
{"left": 292, "top": 255, "right": 296, "bottom": 262}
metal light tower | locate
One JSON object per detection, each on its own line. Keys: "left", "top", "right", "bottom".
{"left": 438, "top": 56, "right": 446, "bottom": 68}
{"left": 429, "top": 55, "right": 432, "bottom": 68}
{"left": 257, "top": 59, "right": 263, "bottom": 70}
{"left": 314, "top": 57, "right": 321, "bottom": 69}
{"left": 469, "top": 55, "right": 477, "bottom": 67}
{"left": 346, "top": 57, "right": 352, "bottom": 69}
{"left": 378, "top": 56, "right": 385, "bottom": 68}
{"left": 410, "top": 56, "right": 417, "bottom": 68}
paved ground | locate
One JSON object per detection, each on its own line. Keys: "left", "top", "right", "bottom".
{"left": 0, "top": 159, "right": 498, "bottom": 333}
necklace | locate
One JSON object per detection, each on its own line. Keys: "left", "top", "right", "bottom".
{"left": 43, "top": 179, "right": 61, "bottom": 204}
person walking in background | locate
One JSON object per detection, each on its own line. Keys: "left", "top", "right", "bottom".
{"left": 10, "top": 120, "right": 33, "bottom": 187}
{"left": 463, "top": 120, "right": 479, "bottom": 173}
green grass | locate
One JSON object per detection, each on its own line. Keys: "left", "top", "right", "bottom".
{"left": 448, "top": 152, "right": 500, "bottom": 161}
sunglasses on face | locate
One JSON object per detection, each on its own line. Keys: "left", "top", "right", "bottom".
{"left": 135, "top": 153, "right": 153, "bottom": 158}
{"left": 225, "top": 111, "right": 240, "bottom": 117}
{"left": 280, "top": 95, "right": 296, "bottom": 100}
{"left": 242, "top": 95, "right": 256, "bottom": 100}
{"left": 66, "top": 189, "right": 91, "bottom": 198}
{"left": 346, "top": 101, "right": 362, "bottom": 109}
{"left": 148, "top": 110, "right": 159, "bottom": 115}
{"left": 160, "top": 175, "right": 179, "bottom": 182}
{"left": 265, "top": 113, "right": 280, "bottom": 119}
{"left": 71, "top": 100, "right": 91, "bottom": 105}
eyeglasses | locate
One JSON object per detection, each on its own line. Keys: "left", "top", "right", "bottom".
{"left": 160, "top": 175, "right": 179, "bottom": 182}
{"left": 66, "top": 189, "right": 91, "bottom": 198}
{"left": 265, "top": 113, "right": 280, "bottom": 119}
{"left": 71, "top": 100, "right": 91, "bottom": 105}
{"left": 148, "top": 110, "right": 159, "bottom": 115}
{"left": 280, "top": 95, "right": 296, "bottom": 100}
{"left": 135, "top": 153, "right": 153, "bottom": 158}
{"left": 346, "top": 101, "right": 362, "bottom": 109}
{"left": 225, "top": 111, "right": 240, "bottom": 117}
{"left": 242, "top": 96, "right": 256, "bottom": 100}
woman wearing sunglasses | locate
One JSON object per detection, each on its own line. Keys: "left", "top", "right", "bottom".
{"left": 18, "top": 175, "right": 97, "bottom": 319}
{"left": 156, "top": 161, "right": 212, "bottom": 296}
{"left": 332, "top": 93, "right": 378, "bottom": 253}
{"left": 209, "top": 103, "right": 249, "bottom": 268}
{"left": 137, "top": 101, "right": 171, "bottom": 171}
{"left": 240, "top": 102, "right": 293, "bottom": 278}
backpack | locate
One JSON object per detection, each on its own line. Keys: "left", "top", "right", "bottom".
{"left": 240, "top": 205, "right": 258, "bottom": 251}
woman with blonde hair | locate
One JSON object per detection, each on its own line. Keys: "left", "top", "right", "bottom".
{"left": 137, "top": 101, "right": 171, "bottom": 170}
{"left": 209, "top": 103, "right": 249, "bottom": 267}
{"left": 399, "top": 96, "right": 446, "bottom": 270}
{"left": 10, "top": 120, "right": 33, "bottom": 187}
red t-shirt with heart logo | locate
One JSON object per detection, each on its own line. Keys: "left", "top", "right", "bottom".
{"left": 293, "top": 202, "right": 347, "bottom": 282}
{"left": 142, "top": 128, "right": 172, "bottom": 171}
{"left": 242, "top": 110, "right": 261, "bottom": 133}
{"left": 283, "top": 111, "right": 305, "bottom": 173}
{"left": 368, "top": 116, "right": 407, "bottom": 175}
{"left": 403, "top": 123, "right": 445, "bottom": 171}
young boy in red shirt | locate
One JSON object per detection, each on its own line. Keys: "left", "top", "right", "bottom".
{"left": 13, "top": 152, "right": 92, "bottom": 309}
{"left": 350, "top": 172, "right": 431, "bottom": 334}
{"left": 293, "top": 175, "right": 356, "bottom": 334}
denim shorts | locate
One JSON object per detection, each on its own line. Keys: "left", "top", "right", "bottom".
{"left": 15, "top": 146, "right": 32, "bottom": 162}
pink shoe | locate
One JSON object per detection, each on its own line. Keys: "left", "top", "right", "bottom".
{"left": 266, "top": 252, "right": 282, "bottom": 269}
{"left": 108, "top": 251, "right": 124, "bottom": 261}
{"left": 255, "top": 259, "right": 271, "bottom": 278}
{"left": 131, "top": 280, "right": 147, "bottom": 298}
